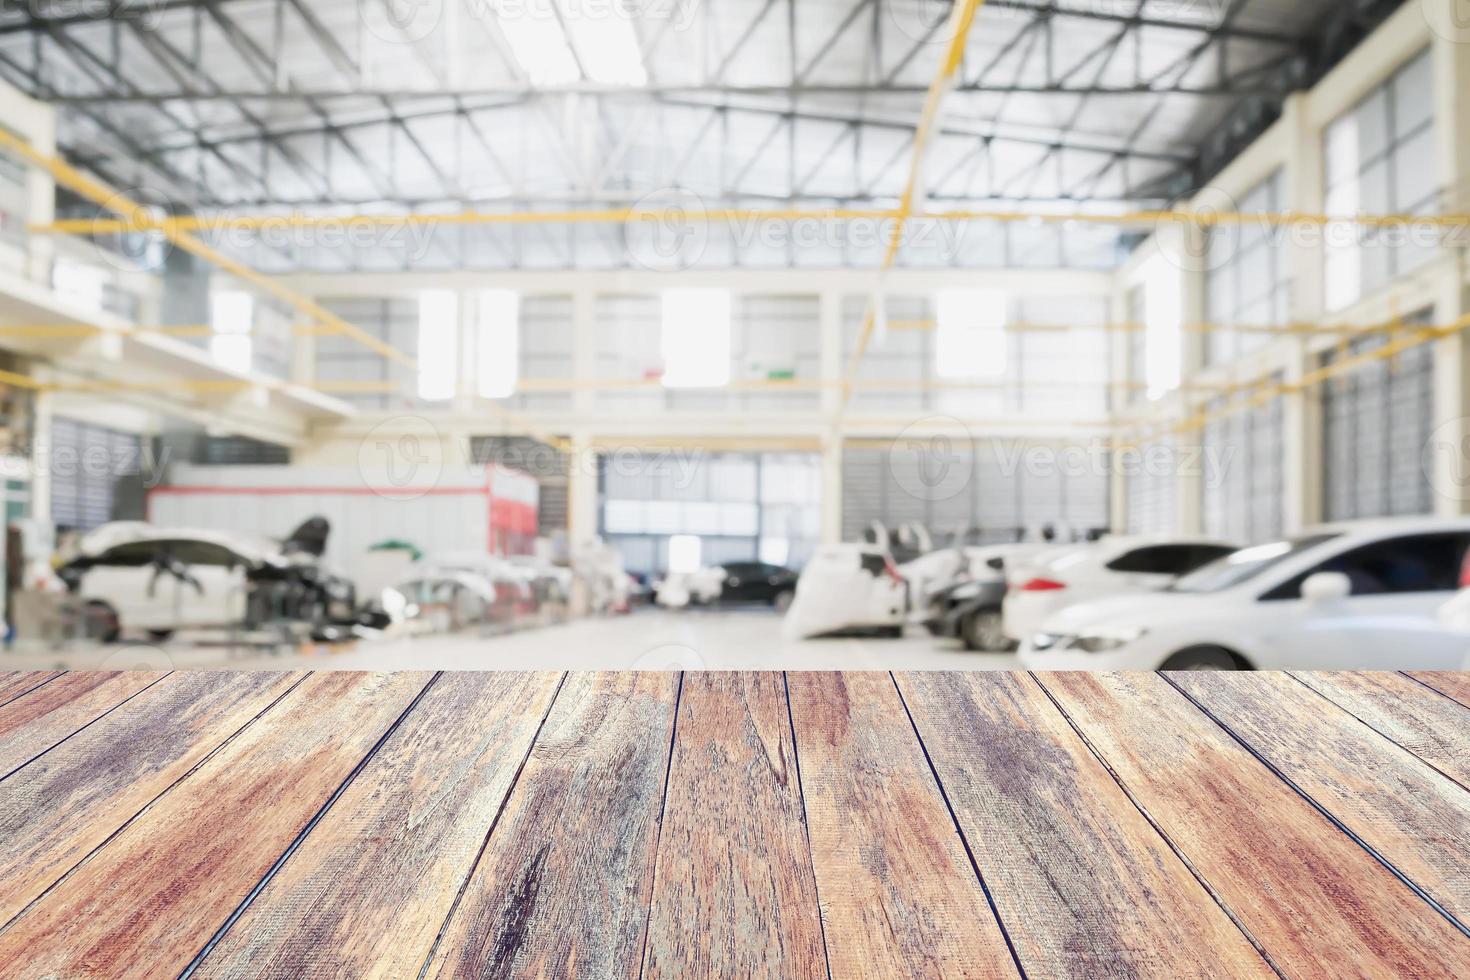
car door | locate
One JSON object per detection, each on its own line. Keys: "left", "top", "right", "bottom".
{"left": 165, "top": 540, "right": 250, "bottom": 627}
{"left": 1257, "top": 532, "right": 1470, "bottom": 669}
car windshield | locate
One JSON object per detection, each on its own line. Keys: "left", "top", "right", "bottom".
{"left": 1169, "top": 534, "right": 1341, "bottom": 594}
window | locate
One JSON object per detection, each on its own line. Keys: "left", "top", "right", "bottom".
{"left": 668, "top": 534, "right": 703, "bottom": 574}
{"left": 1172, "top": 535, "right": 1341, "bottom": 594}
{"left": 209, "top": 290, "right": 254, "bottom": 373}
{"left": 477, "top": 289, "right": 520, "bottom": 399}
{"left": 1204, "top": 171, "right": 1291, "bottom": 366}
{"left": 494, "top": 1, "right": 647, "bottom": 87}
{"left": 935, "top": 289, "right": 1007, "bottom": 379}
{"left": 1323, "top": 49, "right": 1437, "bottom": 310}
{"left": 661, "top": 289, "right": 731, "bottom": 388}
{"left": 1143, "top": 256, "right": 1181, "bottom": 400}
{"left": 1262, "top": 533, "right": 1468, "bottom": 600}
{"left": 760, "top": 538, "right": 790, "bottom": 567}
{"left": 417, "top": 289, "right": 459, "bottom": 401}
{"left": 1106, "top": 544, "right": 1234, "bottom": 576}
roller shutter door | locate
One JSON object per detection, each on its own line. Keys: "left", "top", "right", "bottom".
{"left": 1322, "top": 334, "right": 1434, "bottom": 521}
{"left": 50, "top": 419, "right": 143, "bottom": 532}
{"left": 1202, "top": 387, "right": 1284, "bottom": 543}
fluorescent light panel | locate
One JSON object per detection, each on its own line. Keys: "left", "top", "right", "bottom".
{"left": 661, "top": 288, "right": 731, "bottom": 388}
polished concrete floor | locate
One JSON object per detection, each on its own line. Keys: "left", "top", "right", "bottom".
{"left": 1, "top": 609, "right": 1022, "bottom": 671}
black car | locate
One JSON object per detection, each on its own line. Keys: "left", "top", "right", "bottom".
{"left": 924, "top": 577, "right": 1012, "bottom": 651}
{"left": 716, "top": 561, "right": 800, "bottom": 610}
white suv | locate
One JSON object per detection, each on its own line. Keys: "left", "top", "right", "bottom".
{"left": 1018, "top": 517, "right": 1470, "bottom": 671}
{"left": 1001, "top": 535, "right": 1237, "bottom": 643}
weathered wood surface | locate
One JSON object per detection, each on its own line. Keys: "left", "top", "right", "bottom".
{"left": 1173, "top": 670, "right": 1470, "bottom": 925}
{"left": 190, "top": 671, "right": 563, "bottom": 979}
{"left": 1039, "top": 672, "right": 1470, "bottom": 976}
{"left": 787, "top": 671, "right": 1018, "bottom": 979}
{"left": 5, "top": 669, "right": 1469, "bottom": 977}
{"left": 1290, "top": 671, "right": 1470, "bottom": 785}
{"left": 0, "top": 671, "right": 61, "bottom": 709}
{"left": 0, "top": 670, "right": 305, "bottom": 927}
{"left": 1408, "top": 670, "right": 1470, "bottom": 709}
{"left": 0, "top": 670, "right": 162, "bottom": 777}
{"left": 421, "top": 672, "right": 680, "bottom": 980}
{"left": 897, "top": 672, "right": 1272, "bottom": 977}
{"left": 641, "top": 672, "right": 827, "bottom": 980}
{"left": 0, "top": 671, "right": 432, "bottom": 977}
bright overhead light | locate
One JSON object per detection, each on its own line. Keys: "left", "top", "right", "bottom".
{"left": 210, "top": 290, "right": 254, "bottom": 374}
{"left": 417, "top": 289, "right": 459, "bottom": 402}
{"left": 494, "top": 2, "right": 647, "bottom": 87}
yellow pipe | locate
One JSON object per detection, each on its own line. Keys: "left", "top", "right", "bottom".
{"left": 34, "top": 204, "right": 1470, "bottom": 236}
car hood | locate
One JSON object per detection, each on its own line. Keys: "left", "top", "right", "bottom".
{"left": 1038, "top": 590, "right": 1224, "bottom": 634}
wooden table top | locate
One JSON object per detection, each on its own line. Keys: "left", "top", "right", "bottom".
{"left": 0, "top": 669, "right": 1467, "bottom": 977}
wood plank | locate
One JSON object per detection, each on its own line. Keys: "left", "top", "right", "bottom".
{"left": 1039, "top": 672, "right": 1469, "bottom": 976}
{"left": 0, "top": 671, "right": 433, "bottom": 976}
{"left": 0, "top": 671, "right": 61, "bottom": 709}
{"left": 1173, "top": 671, "right": 1470, "bottom": 926}
{"left": 189, "top": 671, "right": 563, "bottom": 978}
{"left": 0, "top": 671, "right": 164, "bottom": 777}
{"left": 1407, "top": 671, "right": 1470, "bottom": 710}
{"left": 641, "top": 672, "right": 826, "bottom": 980}
{"left": 896, "top": 672, "right": 1272, "bottom": 977}
{"left": 0, "top": 670, "right": 305, "bottom": 927}
{"left": 1289, "top": 671, "right": 1470, "bottom": 788}
{"left": 422, "top": 672, "right": 680, "bottom": 980}
{"left": 787, "top": 671, "right": 1017, "bottom": 979}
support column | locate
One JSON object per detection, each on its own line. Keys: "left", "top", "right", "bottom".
{"left": 566, "top": 430, "right": 599, "bottom": 616}
{"left": 820, "top": 433, "right": 842, "bottom": 544}
{"left": 1431, "top": 30, "right": 1470, "bottom": 515}
{"left": 571, "top": 288, "right": 597, "bottom": 416}
{"left": 1283, "top": 93, "right": 1326, "bottom": 531}
{"left": 1174, "top": 225, "right": 1205, "bottom": 537}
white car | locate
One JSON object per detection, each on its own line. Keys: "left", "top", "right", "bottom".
{"left": 1002, "top": 535, "right": 1237, "bottom": 643}
{"left": 1019, "top": 517, "right": 1470, "bottom": 671}
{"left": 782, "top": 543, "right": 908, "bottom": 640}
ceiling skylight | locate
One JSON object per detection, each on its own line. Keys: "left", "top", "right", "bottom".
{"left": 495, "top": 1, "right": 647, "bottom": 87}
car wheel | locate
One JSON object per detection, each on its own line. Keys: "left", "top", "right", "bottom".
{"left": 772, "top": 589, "right": 795, "bottom": 614}
{"left": 1161, "top": 646, "right": 1247, "bottom": 671}
{"left": 145, "top": 629, "right": 175, "bottom": 642}
{"left": 961, "top": 608, "right": 1010, "bottom": 652}
{"left": 84, "top": 601, "right": 121, "bottom": 644}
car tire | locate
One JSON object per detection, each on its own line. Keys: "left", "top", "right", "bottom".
{"left": 145, "top": 629, "right": 175, "bottom": 642}
{"left": 1161, "top": 646, "right": 1247, "bottom": 671}
{"left": 84, "top": 600, "right": 121, "bottom": 644}
{"left": 772, "top": 590, "right": 795, "bottom": 614}
{"left": 961, "top": 608, "right": 1010, "bottom": 652}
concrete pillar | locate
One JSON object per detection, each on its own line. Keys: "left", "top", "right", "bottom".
{"left": 1283, "top": 93, "right": 1326, "bottom": 532}
{"left": 1175, "top": 227, "right": 1206, "bottom": 537}
{"left": 291, "top": 315, "right": 317, "bottom": 387}
{"left": 820, "top": 433, "right": 842, "bottom": 544}
{"left": 1431, "top": 30, "right": 1470, "bottom": 515}
{"left": 566, "top": 430, "right": 600, "bottom": 615}
{"left": 572, "top": 288, "right": 597, "bottom": 415}
{"left": 454, "top": 289, "right": 476, "bottom": 413}
{"left": 28, "top": 386, "right": 52, "bottom": 528}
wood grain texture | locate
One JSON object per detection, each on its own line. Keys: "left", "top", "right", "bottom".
{"left": 190, "top": 671, "right": 563, "bottom": 979}
{"left": 0, "top": 670, "right": 304, "bottom": 928}
{"left": 0, "top": 671, "right": 433, "bottom": 977}
{"left": 896, "top": 672, "right": 1271, "bottom": 978}
{"left": 422, "top": 672, "right": 680, "bottom": 980}
{"left": 1039, "top": 672, "right": 1469, "bottom": 976}
{"left": 0, "top": 671, "right": 61, "bottom": 709}
{"left": 1407, "top": 671, "right": 1470, "bottom": 710}
{"left": 1290, "top": 672, "right": 1470, "bottom": 785}
{"left": 641, "top": 672, "right": 826, "bottom": 980}
{"left": 0, "top": 671, "right": 163, "bottom": 776}
{"left": 787, "top": 671, "right": 1017, "bottom": 979}
{"left": 1173, "top": 670, "right": 1470, "bottom": 925}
